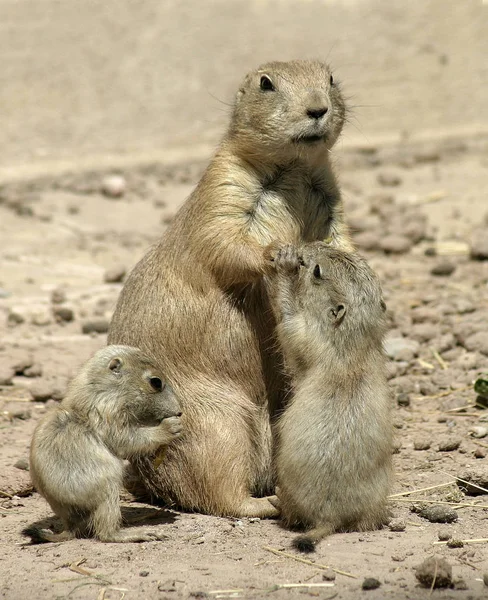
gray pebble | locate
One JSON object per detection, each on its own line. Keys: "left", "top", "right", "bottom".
{"left": 101, "top": 174, "right": 126, "bottom": 199}
{"left": 353, "top": 231, "right": 381, "bottom": 251}
{"left": 462, "top": 332, "right": 488, "bottom": 356}
{"left": 23, "top": 363, "right": 43, "bottom": 378}
{"left": 31, "top": 311, "right": 52, "bottom": 327}
{"left": 413, "top": 438, "right": 431, "bottom": 451}
{"left": 456, "top": 467, "right": 488, "bottom": 495}
{"left": 470, "top": 426, "right": 488, "bottom": 439}
{"left": 380, "top": 234, "right": 413, "bottom": 254}
{"left": 384, "top": 337, "right": 420, "bottom": 361}
{"left": 474, "top": 448, "right": 486, "bottom": 459}
{"left": 7, "top": 310, "right": 25, "bottom": 326}
{"left": 431, "top": 261, "right": 456, "bottom": 276}
{"left": 437, "top": 529, "right": 452, "bottom": 541}
{"left": 419, "top": 505, "right": 458, "bottom": 523}
{"left": 51, "top": 287, "right": 67, "bottom": 304}
{"left": 53, "top": 306, "right": 75, "bottom": 323}
{"left": 404, "top": 219, "right": 427, "bottom": 243}
{"left": 438, "top": 438, "right": 461, "bottom": 452}
{"left": 12, "top": 409, "right": 31, "bottom": 420}
{"left": 377, "top": 172, "right": 402, "bottom": 187}
{"left": 0, "top": 365, "right": 15, "bottom": 385}
{"left": 104, "top": 265, "right": 127, "bottom": 284}
{"left": 82, "top": 318, "right": 110, "bottom": 335}
{"left": 14, "top": 458, "right": 29, "bottom": 471}
{"left": 470, "top": 229, "right": 488, "bottom": 260}
{"left": 410, "top": 323, "right": 437, "bottom": 343}
{"left": 29, "top": 381, "right": 55, "bottom": 402}
{"left": 322, "top": 570, "right": 336, "bottom": 581}
{"left": 396, "top": 393, "right": 410, "bottom": 407}
{"left": 388, "top": 519, "right": 406, "bottom": 532}
{"left": 411, "top": 307, "right": 439, "bottom": 324}
{"left": 362, "top": 577, "right": 381, "bottom": 591}
{"left": 483, "top": 573, "right": 488, "bottom": 587}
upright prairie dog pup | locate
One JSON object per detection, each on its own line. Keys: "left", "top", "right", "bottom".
{"left": 267, "top": 243, "right": 393, "bottom": 552}
{"left": 109, "top": 60, "right": 352, "bottom": 518}
{"left": 25, "top": 346, "right": 182, "bottom": 543}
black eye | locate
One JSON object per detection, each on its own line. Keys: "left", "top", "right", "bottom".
{"left": 149, "top": 377, "right": 163, "bottom": 391}
{"left": 260, "top": 75, "right": 275, "bottom": 91}
{"left": 313, "top": 264, "right": 322, "bottom": 279}
{"left": 329, "top": 74, "right": 334, "bottom": 86}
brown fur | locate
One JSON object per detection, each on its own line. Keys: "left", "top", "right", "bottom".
{"left": 108, "top": 60, "right": 352, "bottom": 517}
{"left": 267, "top": 243, "right": 393, "bottom": 551}
{"left": 26, "top": 345, "right": 182, "bottom": 543}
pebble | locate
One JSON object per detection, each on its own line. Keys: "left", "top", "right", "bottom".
{"left": 12, "top": 353, "right": 33, "bottom": 374}
{"left": 419, "top": 505, "right": 458, "bottom": 524}
{"left": 31, "top": 311, "right": 52, "bottom": 327}
{"left": 0, "top": 365, "right": 15, "bottom": 385}
{"left": 377, "top": 172, "right": 402, "bottom": 187}
{"left": 436, "top": 333, "right": 456, "bottom": 352}
{"left": 53, "top": 306, "right": 75, "bottom": 323}
{"left": 101, "top": 174, "right": 126, "bottom": 198}
{"left": 362, "top": 577, "right": 381, "bottom": 591}
{"left": 474, "top": 448, "right": 486, "bottom": 459}
{"left": 7, "top": 310, "right": 25, "bottom": 326}
{"left": 413, "top": 437, "right": 431, "bottom": 451}
{"left": 456, "top": 467, "right": 488, "bottom": 495}
{"left": 388, "top": 519, "right": 406, "bottom": 532}
{"left": 14, "top": 458, "right": 29, "bottom": 471}
{"left": 104, "top": 265, "right": 127, "bottom": 284}
{"left": 410, "top": 323, "right": 437, "bottom": 343}
{"left": 396, "top": 393, "right": 410, "bottom": 407}
{"left": 469, "top": 228, "right": 488, "bottom": 260}
{"left": 82, "top": 318, "right": 110, "bottom": 335}
{"left": 380, "top": 234, "right": 413, "bottom": 254}
{"left": 452, "top": 578, "right": 468, "bottom": 590}
{"left": 11, "top": 409, "right": 31, "bottom": 420}
{"left": 29, "top": 381, "right": 57, "bottom": 402}
{"left": 353, "top": 231, "right": 381, "bottom": 251}
{"left": 438, "top": 438, "right": 461, "bottom": 452}
{"left": 51, "top": 287, "right": 67, "bottom": 304}
{"left": 384, "top": 337, "right": 419, "bottom": 361}
{"left": 438, "top": 529, "right": 452, "bottom": 541}
{"left": 462, "top": 332, "right": 488, "bottom": 356}
{"left": 139, "top": 571, "right": 149, "bottom": 577}
{"left": 322, "top": 570, "right": 336, "bottom": 581}
{"left": 430, "top": 260, "right": 456, "bottom": 276}
{"left": 415, "top": 557, "right": 452, "bottom": 589}
{"left": 403, "top": 219, "right": 427, "bottom": 243}
{"left": 470, "top": 426, "right": 488, "bottom": 439}
{"left": 23, "top": 363, "right": 43, "bottom": 378}
{"left": 411, "top": 307, "right": 439, "bottom": 324}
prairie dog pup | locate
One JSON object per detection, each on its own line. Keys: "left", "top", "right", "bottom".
{"left": 25, "top": 345, "right": 182, "bottom": 543}
{"left": 109, "top": 60, "right": 351, "bottom": 517}
{"left": 267, "top": 243, "right": 393, "bottom": 552}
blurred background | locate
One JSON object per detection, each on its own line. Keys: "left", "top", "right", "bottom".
{"left": 1, "top": 0, "right": 487, "bottom": 179}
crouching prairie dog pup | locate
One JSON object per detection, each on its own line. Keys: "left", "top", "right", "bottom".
{"left": 267, "top": 243, "right": 393, "bottom": 552}
{"left": 108, "top": 60, "right": 352, "bottom": 517}
{"left": 25, "top": 345, "right": 182, "bottom": 543}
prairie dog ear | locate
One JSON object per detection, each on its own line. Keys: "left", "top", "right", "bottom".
{"left": 108, "top": 357, "right": 123, "bottom": 373}
{"left": 329, "top": 304, "right": 347, "bottom": 324}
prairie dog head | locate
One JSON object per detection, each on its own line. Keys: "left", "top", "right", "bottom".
{"left": 273, "top": 243, "right": 387, "bottom": 353}
{"left": 230, "top": 60, "right": 345, "bottom": 162}
{"left": 65, "top": 345, "right": 181, "bottom": 426}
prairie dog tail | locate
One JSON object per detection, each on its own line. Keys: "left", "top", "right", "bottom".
{"left": 22, "top": 526, "right": 75, "bottom": 544}
{"left": 292, "top": 524, "right": 334, "bottom": 553}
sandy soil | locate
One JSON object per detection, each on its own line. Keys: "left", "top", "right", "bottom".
{"left": 1, "top": 1, "right": 488, "bottom": 598}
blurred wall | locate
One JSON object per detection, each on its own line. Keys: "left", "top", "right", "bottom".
{"left": 1, "top": 0, "right": 487, "bottom": 173}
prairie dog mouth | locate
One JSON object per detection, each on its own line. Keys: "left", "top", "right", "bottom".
{"left": 293, "top": 134, "right": 326, "bottom": 144}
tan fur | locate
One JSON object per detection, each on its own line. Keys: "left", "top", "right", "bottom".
{"left": 26, "top": 345, "right": 182, "bottom": 543}
{"left": 267, "top": 243, "right": 393, "bottom": 552}
{"left": 108, "top": 60, "right": 352, "bottom": 517}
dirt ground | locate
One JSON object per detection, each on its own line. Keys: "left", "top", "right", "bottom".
{"left": 1, "top": 1, "right": 488, "bottom": 599}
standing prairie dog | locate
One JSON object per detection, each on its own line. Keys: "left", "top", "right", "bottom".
{"left": 25, "top": 345, "right": 182, "bottom": 543}
{"left": 267, "top": 243, "right": 393, "bottom": 552}
{"left": 108, "top": 60, "right": 352, "bottom": 517}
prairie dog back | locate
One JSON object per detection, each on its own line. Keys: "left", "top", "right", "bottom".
{"left": 26, "top": 345, "right": 182, "bottom": 543}
{"left": 267, "top": 243, "right": 393, "bottom": 552}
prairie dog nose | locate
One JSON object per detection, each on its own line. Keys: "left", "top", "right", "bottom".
{"left": 307, "top": 107, "right": 328, "bottom": 120}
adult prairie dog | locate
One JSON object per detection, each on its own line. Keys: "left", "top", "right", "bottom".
{"left": 25, "top": 345, "right": 182, "bottom": 543}
{"left": 267, "top": 243, "right": 393, "bottom": 552}
{"left": 108, "top": 60, "right": 352, "bottom": 517}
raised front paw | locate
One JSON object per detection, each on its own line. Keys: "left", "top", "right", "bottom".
{"left": 158, "top": 416, "right": 183, "bottom": 443}
{"left": 268, "top": 244, "right": 301, "bottom": 274}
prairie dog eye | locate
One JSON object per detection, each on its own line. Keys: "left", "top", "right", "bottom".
{"left": 149, "top": 377, "right": 163, "bottom": 391}
{"left": 260, "top": 75, "right": 275, "bottom": 91}
{"left": 313, "top": 264, "right": 322, "bottom": 279}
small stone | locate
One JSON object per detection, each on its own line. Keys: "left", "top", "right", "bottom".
{"left": 469, "top": 228, "right": 488, "bottom": 260}
{"left": 377, "top": 172, "right": 402, "bottom": 187}
{"left": 53, "top": 306, "right": 75, "bottom": 323}
{"left": 384, "top": 337, "right": 419, "bottom": 361}
{"left": 380, "top": 234, "right": 413, "bottom": 254}
{"left": 14, "top": 458, "right": 29, "bottom": 471}
{"left": 101, "top": 174, "right": 126, "bottom": 198}
{"left": 82, "top": 318, "right": 110, "bottom": 335}
{"left": 403, "top": 218, "right": 427, "bottom": 244}
{"left": 322, "top": 570, "right": 336, "bottom": 581}
{"left": 51, "top": 287, "right": 67, "bottom": 304}
{"left": 415, "top": 556, "right": 452, "bottom": 589}
{"left": 388, "top": 519, "right": 406, "bottom": 532}
{"left": 456, "top": 467, "right": 488, "bottom": 495}
{"left": 419, "top": 505, "right": 458, "bottom": 523}
{"left": 354, "top": 231, "right": 381, "bottom": 251}
{"left": 0, "top": 365, "right": 15, "bottom": 385}
{"left": 29, "top": 381, "right": 55, "bottom": 402}
{"left": 23, "top": 363, "right": 43, "bottom": 378}
{"left": 104, "top": 265, "right": 127, "bottom": 284}
{"left": 431, "top": 261, "right": 456, "bottom": 276}
{"left": 12, "top": 353, "right": 33, "bottom": 374}
{"left": 452, "top": 577, "right": 468, "bottom": 590}
{"left": 139, "top": 570, "right": 149, "bottom": 577}
{"left": 7, "top": 310, "right": 25, "bottom": 326}
{"left": 410, "top": 323, "right": 437, "bottom": 343}
{"left": 396, "top": 393, "right": 410, "bottom": 407}
{"left": 12, "top": 409, "right": 31, "bottom": 420}
{"left": 157, "top": 580, "right": 176, "bottom": 593}
{"left": 437, "top": 529, "right": 451, "bottom": 541}
{"left": 31, "top": 311, "right": 52, "bottom": 326}
{"left": 447, "top": 539, "right": 464, "bottom": 548}
{"left": 470, "top": 426, "right": 488, "bottom": 439}
{"left": 413, "top": 438, "right": 431, "bottom": 451}
{"left": 438, "top": 438, "right": 461, "bottom": 452}
{"left": 474, "top": 448, "right": 486, "bottom": 459}
{"left": 391, "top": 554, "right": 405, "bottom": 562}
{"left": 362, "top": 577, "right": 381, "bottom": 591}
{"left": 463, "top": 332, "right": 488, "bottom": 356}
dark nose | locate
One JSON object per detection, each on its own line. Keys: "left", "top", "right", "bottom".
{"left": 307, "top": 107, "right": 328, "bottom": 120}
{"left": 175, "top": 411, "right": 182, "bottom": 417}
